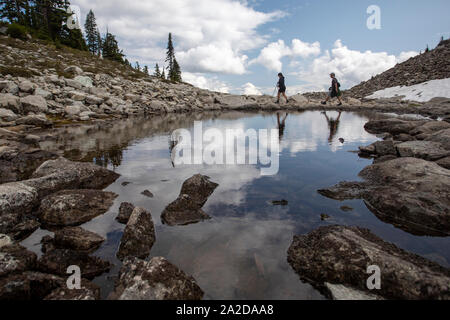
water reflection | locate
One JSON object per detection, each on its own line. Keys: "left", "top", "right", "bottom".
{"left": 28, "top": 111, "right": 450, "bottom": 300}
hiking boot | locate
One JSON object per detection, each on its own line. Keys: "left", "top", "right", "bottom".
{"left": 338, "top": 102, "right": 343, "bottom": 106}
{"left": 276, "top": 100, "right": 280, "bottom": 104}
{"left": 321, "top": 101, "right": 326, "bottom": 105}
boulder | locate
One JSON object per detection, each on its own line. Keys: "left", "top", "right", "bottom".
{"left": 410, "top": 121, "right": 450, "bottom": 136}
{"left": 0, "top": 234, "right": 12, "bottom": 249}
{"left": 39, "top": 189, "right": 117, "bottom": 227}
{"left": 30, "top": 157, "right": 120, "bottom": 195}
{"left": 289, "top": 94, "right": 309, "bottom": 105}
{"left": 0, "top": 244, "right": 37, "bottom": 278}
{"left": 16, "top": 115, "right": 52, "bottom": 127}
{"left": 65, "top": 78, "right": 83, "bottom": 90}
{"left": 18, "top": 81, "right": 34, "bottom": 94}
{"left": 364, "top": 119, "right": 426, "bottom": 135}
{"left": 111, "top": 257, "right": 204, "bottom": 300}
{"left": 325, "top": 283, "right": 381, "bottom": 300}
{"left": 65, "top": 105, "right": 81, "bottom": 116}
{"left": 0, "top": 272, "right": 64, "bottom": 300}
{"left": 161, "top": 174, "right": 218, "bottom": 226}
{"left": 0, "top": 94, "right": 22, "bottom": 114}
{"left": 396, "top": 141, "right": 450, "bottom": 161}
{"left": 50, "top": 227, "right": 105, "bottom": 252}
{"left": 85, "top": 95, "right": 104, "bottom": 105}
{"left": 318, "top": 158, "right": 450, "bottom": 236}
{"left": 34, "top": 88, "right": 53, "bottom": 100}
{"left": 426, "top": 129, "right": 450, "bottom": 150}
{"left": 64, "top": 66, "right": 83, "bottom": 76}
{"left": 287, "top": 225, "right": 450, "bottom": 300}
{"left": 116, "top": 202, "right": 135, "bottom": 224}
{"left": 117, "top": 207, "right": 155, "bottom": 260}
{"left": 0, "top": 108, "right": 18, "bottom": 122}
{"left": 44, "top": 280, "right": 100, "bottom": 300}
{"left": 436, "top": 156, "right": 450, "bottom": 170}
{"left": 38, "top": 249, "right": 110, "bottom": 280}
{"left": 0, "top": 182, "right": 38, "bottom": 216}
{"left": 20, "top": 95, "right": 48, "bottom": 113}
{"left": 74, "top": 76, "right": 93, "bottom": 88}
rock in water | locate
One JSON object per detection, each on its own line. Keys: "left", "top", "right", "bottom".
{"left": 44, "top": 279, "right": 100, "bottom": 300}
{"left": 38, "top": 249, "right": 110, "bottom": 280}
{"left": 111, "top": 257, "right": 204, "bottom": 300}
{"left": 161, "top": 174, "right": 218, "bottom": 226}
{"left": 116, "top": 202, "right": 135, "bottom": 224}
{"left": 51, "top": 227, "right": 105, "bottom": 252}
{"left": 117, "top": 207, "right": 155, "bottom": 260}
{"left": 287, "top": 225, "right": 450, "bottom": 300}
{"left": 0, "top": 272, "right": 64, "bottom": 300}
{"left": 30, "top": 157, "right": 120, "bottom": 195}
{"left": 39, "top": 190, "right": 117, "bottom": 227}
{"left": 0, "top": 244, "right": 37, "bottom": 278}
{"left": 318, "top": 158, "right": 450, "bottom": 237}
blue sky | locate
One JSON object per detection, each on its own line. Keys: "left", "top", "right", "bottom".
{"left": 72, "top": 0, "right": 450, "bottom": 94}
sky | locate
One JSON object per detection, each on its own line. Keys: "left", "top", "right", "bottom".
{"left": 71, "top": 0, "right": 450, "bottom": 95}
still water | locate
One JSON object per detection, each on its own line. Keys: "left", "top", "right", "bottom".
{"left": 24, "top": 111, "right": 450, "bottom": 300}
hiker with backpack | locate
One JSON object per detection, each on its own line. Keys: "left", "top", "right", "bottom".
{"left": 276, "top": 73, "right": 289, "bottom": 104}
{"left": 321, "top": 73, "right": 343, "bottom": 106}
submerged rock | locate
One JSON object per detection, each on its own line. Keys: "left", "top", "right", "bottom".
{"left": 38, "top": 249, "right": 110, "bottom": 280}
{"left": 44, "top": 279, "right": 100, "bottom": 300}
{"left": 116, "top": 202, "right": 135, "bottom": 224}
{"left": 51, "top": 227, "right": 105, "bottom": 252}
{"left": 161, "top": 174, "right": 218, "bottom": 226}
{"left": 39, "top": 190, "right": 117, "bottom": 227}
{"left": 318, "top": 158, "right": 450, "bottom": 236}
{"left": 30, "top": 157, "right": 120, "bottom": 196}
{"left": 287, "top": 225, "right": 450, "bottom": 300}
{"left": 111, "top": 257, "right": 204, "bottom": 300}
{"left": 117, "top": 207, "right": 155, "bottom": 261}
{"left": 0, "top": 272, "right": 64, "bottom": 300}
{"left": 141, "top": 190, "right": 154, "bottom": 198}
{"left": 0, "top": 244, "right": 37, "bottom": 278}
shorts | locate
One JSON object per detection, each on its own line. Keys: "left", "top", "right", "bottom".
{"left": 278, "top": 87, "right": 286, "bottom": 94}
{"left": 328, "top": 90, "right": 341, "bottom": 98}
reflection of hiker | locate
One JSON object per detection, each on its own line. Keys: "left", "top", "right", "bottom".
{"left": 321, "top": 73, "right": 343, "bottom": 106}
{"left": 277, "top": 112, "right": 288, "bottom": 140}
{"left": 169, "top": 136, "right": 179, "bottom": 168}
{"left": 322, "top": 111, "right": 342, "bottom": 143}
{"left": 276, "top": 73, "right": 289, "bottom": 104}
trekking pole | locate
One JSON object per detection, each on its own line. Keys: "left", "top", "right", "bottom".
{"left": 272, "top": 85, "right": 278, "bottom": 97}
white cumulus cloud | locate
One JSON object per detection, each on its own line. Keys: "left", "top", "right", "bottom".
{"left": 293, "top": 40, "right": 419, "bottom": 91}
{"left": 72, "top": 0, "right": 284, "bottom": 75}
{"left": 183, "top": 72, "right": 231, "bottom": 93}
{"left": 250, "top": 39, "right": 321, "bottom": 71}
{"left": 242, "top": 82, "right": 263, "bottom": 95}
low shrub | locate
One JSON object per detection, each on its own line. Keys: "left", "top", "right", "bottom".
{"left": 6, "top": 23, "right": 27, "bottom": 40}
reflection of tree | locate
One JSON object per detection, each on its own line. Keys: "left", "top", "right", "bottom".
{"left": 92, "top": 145, "right": 124, "bottom": 169}
{"left": 322, "top": 111, "right": 342, "bottom": 143}
{"left": 277, "top": 113, "right": 288, "bottom": 141}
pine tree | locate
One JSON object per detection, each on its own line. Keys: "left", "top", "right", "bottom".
{"left": 154, "top": 63, "right": 161, "bottom": 77}
{"left": 96, "top": 28, "right": 102, "bottom": 56}
{"left": 135, "top": 61, "right": 140, "bottom": 71}
{"left": 84, "top": 10, "right": 100, "bottom": 54}
{"left": 172, "top": 58, "right": 182, "bottom": 82}
{"left": 161, "top": 68, "right": 166, "bottom": 80}
{"left": 143, "top": 65, "right": 149, "bottom": 75}
{"left": 165, "top": 33, "right": 182, "bottom": 82}
{"left": 102, "top": 30, "right": 124, "bottom": 63}
{"left": 165, "top": 33, "right": 174, "bottom": 75}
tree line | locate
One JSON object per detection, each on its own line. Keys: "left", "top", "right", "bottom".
{"left": 1, "top": 1, "right": 182, "bottom": 82}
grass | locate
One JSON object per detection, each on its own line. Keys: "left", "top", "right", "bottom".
{"left": 0, "top": 66, "right": 39, "bottom": 78}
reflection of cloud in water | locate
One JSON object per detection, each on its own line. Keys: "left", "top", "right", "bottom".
{"left": 151, "top": 216, "right": 324, "bottom": 300}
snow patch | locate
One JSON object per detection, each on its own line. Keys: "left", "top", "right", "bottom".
{"left": 366, "top": 78, "right": 450, "bottom": 102}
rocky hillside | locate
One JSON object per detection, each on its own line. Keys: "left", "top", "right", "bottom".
{"left": 347, "top": 39, "right": 450, "bottom": 98}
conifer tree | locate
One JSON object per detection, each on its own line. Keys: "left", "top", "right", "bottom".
{"left": 143, "top": 65, "right": 149, "bottom": 75}
{"left": 172, "top": 58, "right": 182, "bottom": 82}
{"left": 102, "top": 31, "right": 124, "bottom": 63}
{"left": 161, "top": 68, "right": 166, "bottom": 80}
{"left": 154, "top": 63, "right": 161, "bottom": 77}
{"left": 165, "top": 33, "right": 182, "bottom": 82}
{"left": 84, "top": 10, "right": 100, "bottom": 54}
